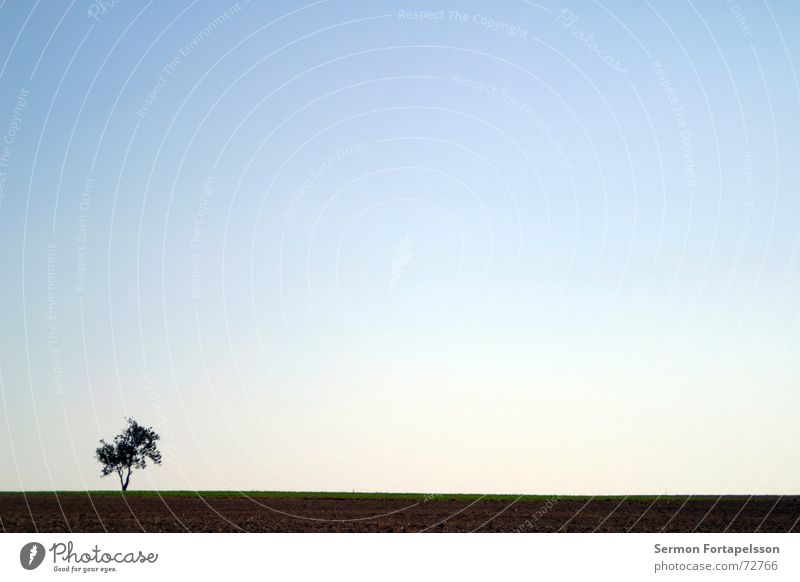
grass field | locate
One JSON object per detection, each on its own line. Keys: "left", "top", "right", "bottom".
{"left": 2, "top": 490, "right": 770, "bottom": 501}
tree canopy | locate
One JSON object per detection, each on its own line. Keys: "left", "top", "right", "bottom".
{"left": 95, "top": 418, "right": 162, "bottom": 491}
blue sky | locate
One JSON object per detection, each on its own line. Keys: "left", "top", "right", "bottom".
{"left": 1, "top": 0, "right": 799, "bottom": 494}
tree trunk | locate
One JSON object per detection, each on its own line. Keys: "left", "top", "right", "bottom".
{"left": 122, "top": 467, "right": 131, "bottom": 491}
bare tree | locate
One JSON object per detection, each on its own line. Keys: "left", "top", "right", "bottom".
{"left": 95, "top": 418, "right": 162, "bottom": 491}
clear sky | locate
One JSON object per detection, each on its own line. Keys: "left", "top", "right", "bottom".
{"left": 0, "top": 0, "right": 798, "bottom": 494}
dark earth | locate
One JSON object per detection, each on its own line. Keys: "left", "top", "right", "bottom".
{"left": 2, "top": 493, "right": 799, "bottom": 532}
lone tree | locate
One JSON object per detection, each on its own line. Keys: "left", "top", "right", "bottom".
{"left": 95, "top": 418, "right": 162, "bottom": 491}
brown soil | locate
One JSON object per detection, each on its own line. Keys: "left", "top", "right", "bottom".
{"left": 1, "top": 494, "right": 798, "bottom": 533}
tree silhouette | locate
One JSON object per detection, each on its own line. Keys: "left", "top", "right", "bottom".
{"left": 95, "top": 418, "right": 162, "bottom": 491}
